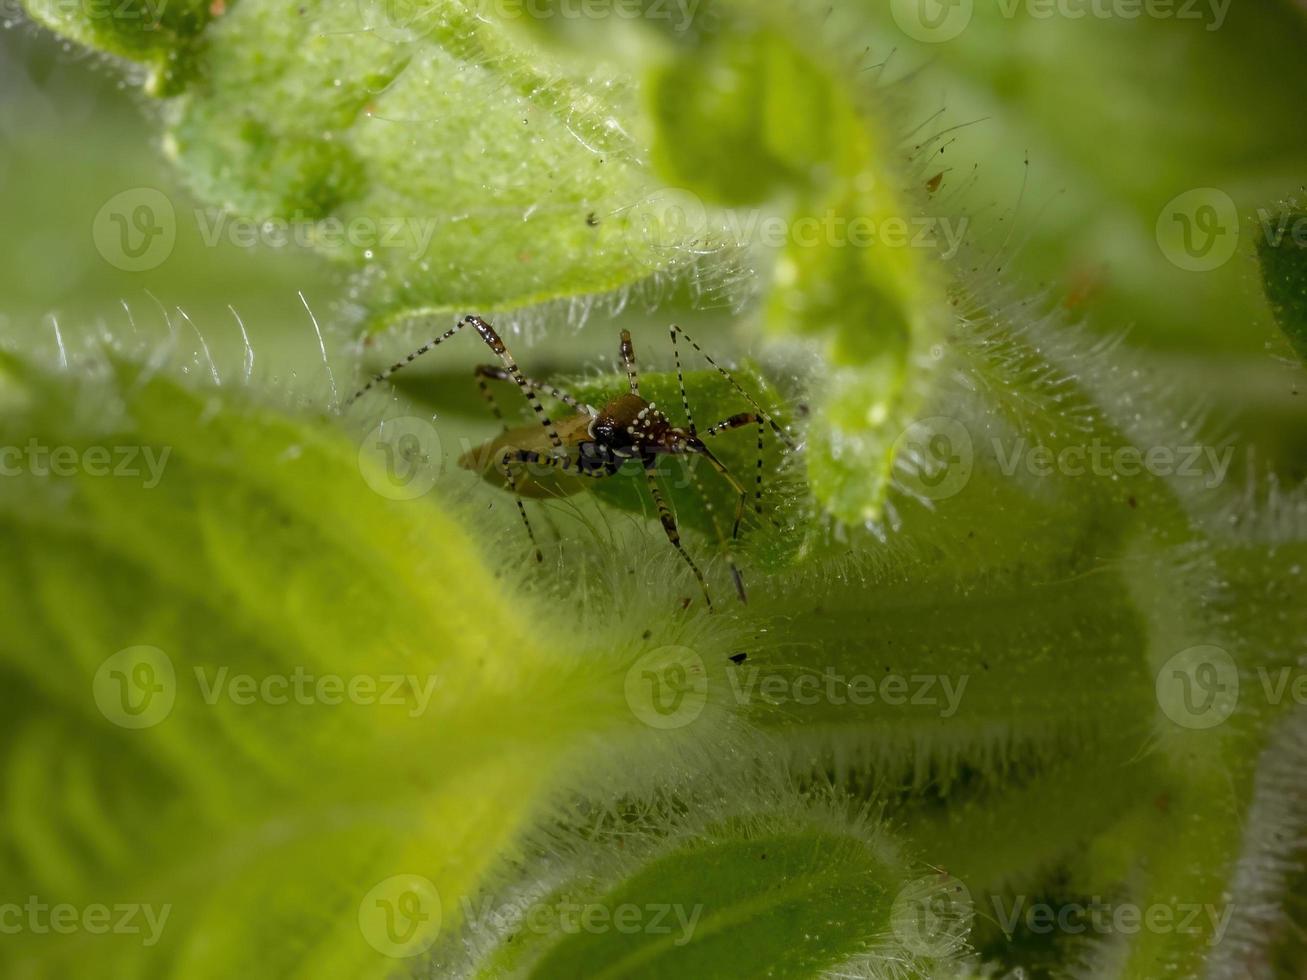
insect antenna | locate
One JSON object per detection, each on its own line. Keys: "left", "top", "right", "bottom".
{"left": 668, "top": 325, "right": 795, "bottom": 450}
{"left": 683, "top": 459, "right": 748, "bottom": 603}
{"left": 619, "top": 329, "right": 640, "bottom": 395}
{"left": 670, "top": 322, "right": 697, "bottom": 436}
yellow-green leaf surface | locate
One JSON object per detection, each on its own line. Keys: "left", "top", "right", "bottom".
{"left": 439, "top": 809, "right": 967, "bottom": 979}
{"left": 0, "top": 353, "right": 700, "bottom": 979}
{"left": 21, "top": 0, "right": 963, "bottom": 526}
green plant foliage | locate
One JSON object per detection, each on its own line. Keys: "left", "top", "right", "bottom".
{"left": 0, "top": 354, "right": 705, "bottom": 979}
{"left": 6, "top": 0, "right": 1307, "bottom": 978}
{"left": 1258, "top": 202, "right": 1307, "bottom": 361}
{"left": 22, "top": 0, "right": 215, "bottom": 94}
{"left": 445, "top": 809, "right": 949, "bottom": 979}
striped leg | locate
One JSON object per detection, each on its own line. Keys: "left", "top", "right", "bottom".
{"left": 345, "top": 315, "right": 566, "bottom": 452}
{"left": 704, "top": 411, "right": 767, "bottom": 529}
{"left": 619, "top": 329, "right": 640, "bottom": 395}
{"left": 683, "top": 460, "right": 747, "bottom": 603}
{"left": 644, "top": 463, "right": 713, "bottom": 612}
{"left": 668, "top": 324, "right": 794, "bottom": 449}
{"left": 497, "top": 448, "right": 616, "bottom": 562}
{"left": 473, "top": 365, "right": 590, "bottom": 419}
{"left": 496, "top": 450, "right": 544, "bottom": 563}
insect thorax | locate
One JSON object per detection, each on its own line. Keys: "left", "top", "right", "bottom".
{"left": 591, "top": 393, "right": 688, "bottom": 456}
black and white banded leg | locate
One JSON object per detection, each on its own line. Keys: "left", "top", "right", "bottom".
{"left": 668, "top": 324, "right": 794, "bottom": 449}
{"left": 644, "top": 462, "right": 712, "bottom": 611}
{"left": 473, "top": 364, "right": 591, "bottom": 424}
{"left": 704, "top": 411, "right": 768, "bottom": 531}
{"left": 495, "top": 447, "right": 614, "bottom": 562}
{"left": 345, "top": 315, "right": 566, "bottom": 452}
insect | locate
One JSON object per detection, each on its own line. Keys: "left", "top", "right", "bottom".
{"left": 344, "top": 315, "right": 792, "bottom": 610}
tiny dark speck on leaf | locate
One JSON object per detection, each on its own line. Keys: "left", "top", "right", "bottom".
{"left": 729, "top": 652, "right": 748, "bottom": 664}
{"left": 1127, "top": 496, "right": 1138, "bottom": 509}
{"left": 586, "top": 212, "right": 599, "bottom": 227}
{"left": 642, "top": 629, "right": 652, "bottom": 640}
{"left": 760, "top": 853, "right": 767, "bottom": 860}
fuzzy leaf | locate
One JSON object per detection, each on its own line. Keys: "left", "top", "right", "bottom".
{"left": 0, "top": 353, "right": 681, "bottom": 979}
{"left": 438, "top": 808, "right": 968, "bottom": 980}
{"left": 1258, "top": 202, "right": 1307, "bottom": 361}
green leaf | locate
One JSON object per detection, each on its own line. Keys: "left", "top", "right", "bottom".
{"left": 161, "top": 1, "right": 717, "bottom": 319}
{"left": 21, "top": 0, "right": 215, "bottom": 94}
{"left": 440, "top": 805, "right": 968, "bottom": 979}
{"left": 648, "top": 3, "right": 956, "bottom": 525}
{"left": 24, "top": 0, "right": 963, "bottom": 526}
{"left": 1258, "top": 201, "right": 1307, "bottom": 361}
{"left": 851, "top": 0, "right": 1307, "bottom": 355}
{"left": 0, "top": 353, "right": 692, "bottom": 979}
